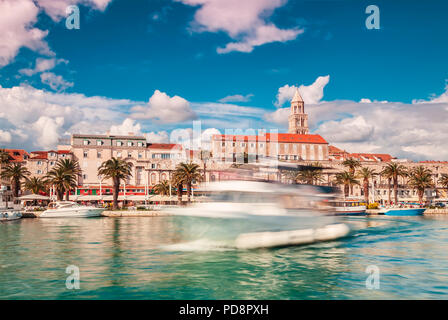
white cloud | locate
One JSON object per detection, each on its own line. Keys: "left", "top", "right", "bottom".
{"left": 0, "top": 85, "right": 133, "bottom": 150}
{"left": 265, "top": 80, "right": 448, "bottom": 160}
{"left": 40, "top": 72, "right": 74, "bottom": 91}
{"left": 0, "top": 130, "right": 12, "bottom": 144}
{"left": 145, "top": 131, "right": 170, "bottom": 143}
{"left": 109, "top": 118, "right": 142, "bottom": 136}
{"left": 32, "top": 116, "right": 65, "bottom": 149}
{"left": 0, "top": 0, "right": 52, "bottom": 67}
{"left": 0, "top": 0, "right": 112, "bottom": 68}
{"left": 130, "top": 90, "right": 197, "bottom": 123}
{"left": 36, "top": 0, "right": 113, "bottom": 21}
{"left": 218, "top": 93, "right": 254, "bottom": 103}
{"left": 275, "top": 75, "right": 330, "bottom": 107}
{"left": 19, "top": 58, "right": 68, "bottom": 76}
{"left": 177, "top": 0, "right": 303, "bottom": 53}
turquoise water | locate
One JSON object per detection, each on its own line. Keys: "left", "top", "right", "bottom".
{"left": 1, "top": 215, "right": 448, "bottom": 299}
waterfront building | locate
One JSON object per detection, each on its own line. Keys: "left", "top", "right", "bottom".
{"left": 211, "top": 89, "right": 329, "bottom": 162}
{"left": 26, "top": 150, "right": 73, "bottom": 178}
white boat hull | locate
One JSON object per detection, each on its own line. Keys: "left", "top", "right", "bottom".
{"left": 39, "top": 208, "right": 103, "bottom": 218}
{"left": 0, "top": 210, "right": 22, "bottom": 222}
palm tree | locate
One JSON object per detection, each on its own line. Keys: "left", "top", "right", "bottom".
{"left": 334, "top": 171, "right": 360, "bottom": 199}
{"left": 342, "top": 158, "right": 361, "bottom": 174}
{"left": 98, "top": 158, "right": 133, "bottom": 210}
{"left": 46, "top": 166, "right": 78, "bottom": 201}
{"left": 173, "top": 162, "right": 202, "bottom": 203}
{"left": 0, "top": 163, "right": 30, "bottom": 199}
{"left": 24, "top": 177, "right": 47, "bottom": 195}
{"left": 170, "top": 173, "right": 184, "bottom": 205}
{"left": 342, "top": 158, "right": 361, "bottom": 194}
{"left": 408, "top": 166, "right": 434, "bottom": 204}
{"left": 357, "top": 167, "right": 376, "bottom": 204}
{"left": 439, "top": 174, "right": 448, "bottom": 194}
{"left": 200, "top": 150, "right": 212, "bottom": 182}
{"left": 54, "top": 159, "right": 81, "bottom": 200}
{"left": 154, "top": 180, "right": 170, "bottom": 196}
{"left": 381, "top": 163, "right": 408, "bottom": 205}
{"left": 0, "top": 149, "right": 10, "bottom": 165}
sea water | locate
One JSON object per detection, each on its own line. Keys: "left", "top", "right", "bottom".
{"left": 1, "top": 215, "right": 448, "bottom": 299}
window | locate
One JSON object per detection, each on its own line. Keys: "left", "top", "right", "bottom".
{"left": 117, "top": 141, "right": 123, "bottom": 147}
{"left": 50, "top": 161, "right": 54, "bottom": 165}
{"left": 161, "top": 153, "right": 171, "bottom": 159}
{"left": 259, "top": 143, "right": 264, "bottom": 148}
{"left": 49, "top": 152, "right": 55, "bottom": 157}
{"left": 127, "top": 141, "right": 133, "bottom": 147}
{"left": 127, "top": 152, "right": 132, "bottom": 158}
{"left": 151, "top": 164, "right": 156, "bottom": 169}
{"left": 83, "top": 151, "right": 88, "bottom": 158}
{"left": 221, "top": 142, "right": 225, "bottom": 147}
{"left": 138, "top": 142, "right": 144, "bottom": 147}
{"left": 82, "top": 174, "right": 87, "bottom": 180}
{"left": 138, "top": 152, "right": 143, "bottom": 159}
{"left": 250, "top": 143, "right": 255, "bottom": 148}
{"left": 37, "top": 170, "right": 42, "bottom": 174}
{"left": 241, "top": 143, "right": 246, "bottom": 147}
{"left": 97, "top": 140, "right": 103, "bottom": 146}
{"left": 83, "top": 140, "right": 89, "bottom": 146}
{"left": 37, "top": 161, "right": 42, "bottom": 165}
{"left": 97, "top": 151, "right": 101, "bottom": 158}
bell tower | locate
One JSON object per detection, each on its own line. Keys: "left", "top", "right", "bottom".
{"left": 288, "top": 88, "right": 309, "bottom": 134}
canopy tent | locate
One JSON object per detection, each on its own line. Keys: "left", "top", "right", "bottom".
{"left": 18, "top": 194, "right": 50, "bottom": 201}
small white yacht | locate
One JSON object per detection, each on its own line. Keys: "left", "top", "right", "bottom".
{"left": 39, "top": 201, "right": 104, "bottom": 218}
{"left": 0, "top": 189, "right": 22, "bottom": 222}
{"left": 328, "top": 200, "right": 367, "bottom": 216}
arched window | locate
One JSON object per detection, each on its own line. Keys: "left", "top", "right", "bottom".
{"left": 151, "top": 173, "right": 156, "bottom": 185}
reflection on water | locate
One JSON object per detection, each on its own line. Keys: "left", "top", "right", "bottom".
{"left": 2, "top": 215, "right": 448, "bottom": 299}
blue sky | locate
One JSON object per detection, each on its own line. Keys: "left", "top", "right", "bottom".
{"left": 1, "top": 0, "right": 448, "bottom": 160}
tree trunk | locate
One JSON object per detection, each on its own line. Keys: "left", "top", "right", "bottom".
{"left": 57, "top": 188, "right": 63, "bottom": 201}
{"left": 65, "top": 188, "right": 70, "bottom": 201}
{"left": 177, "top": 183, "right": 183, "bottom": 205}
{"left": 344, "top": 184, "right": 349, "bottom": 198}
{"left": 393, "top": 176, "right": 398, "bottom": 205}
{"left": 364, "top": 179, "right": 369, "bottom": 204}
{"left": 418, "top": 189, "right": 424, "bottom": 204}
{"left": 113, "top": 177, "right": 119, "bottom": 210}
{"left": 187, "top": 183, "right": 191, "bottom": 203}
{"left": 203, "top": 161, "right": 207, "bottom": 182}
{"left": 388, "top": 178, "right": 391, "bottom": 205}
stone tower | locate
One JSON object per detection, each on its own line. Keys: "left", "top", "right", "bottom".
{"left": 288, "top": 88, "right": 309, "bottom": 134}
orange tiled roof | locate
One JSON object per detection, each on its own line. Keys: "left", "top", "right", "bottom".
{"left": 57, "top": 150, "right": 71, "bottom": 154}
{"left": 2, "top": 149, "right": 29, "bottom": 162}
{"left": 348, "top": 153, "right": 393, "bottom": 162}
{"left": 213, "top": 133, "right": 328, "bottom": 144}
{"left": 147, "top": 143, "right": 182, "bottom": 150}
{"left": 29, "top": 151, "right": 48, "bottom": 160}
{"left": 328, "top": 145, "right": 346, "bottom": 154}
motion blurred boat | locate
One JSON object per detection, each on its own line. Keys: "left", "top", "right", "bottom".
{"left": 328, "top": 200, "right": 367, "bottom": 216}
{"left": 167, "top": 180, "right": 350, "bottom": 249}
{"left": 39, "top": 201, "right": 104, "bottom": 218}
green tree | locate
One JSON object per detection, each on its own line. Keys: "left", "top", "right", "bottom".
{"left": 439, "top": 174, "right": 448, "bottom": 194}
{"left": 342, "top": 158, "right": 361, "bottom": 194}
{"left": 46, "top": 167, "right": 78, "bottom": 201}
{"left": 1, "top": 163, "right": 31, "bottom": 199}
{"left": 334, "top": 171, "right": 360, "bottom": 199}
{"left": 97, "top": 158, "right": 133, "bottom": 210}
{"left": 173, "top": 162, "right": 202, "bottom": 203}
{"left": 381, "top": 163, "right": 408, "bottom": 205}
{"left": 54, "top": 159, "right": 81, "bottom": 200}
{"left": 408, "top": 166, "right": 434, "bottom": 204}
{"left": 24, "top": 177, "right": 47, "bottom": 195}
{"left": 0, "top": 149, "right": 10, "bottom": 165}
{"left": 154, "top": 180, "right": 170, "bottom": 196}
{"left": 357, "top": 167, "right": 376, "bottom": 204}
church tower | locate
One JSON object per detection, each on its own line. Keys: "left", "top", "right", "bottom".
{"left": 288, "top": 88, "right": 309, "bottom": 134}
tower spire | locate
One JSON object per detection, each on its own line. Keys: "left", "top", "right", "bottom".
{"left": 288, "top": 87, "right": 309, "bottom": 134}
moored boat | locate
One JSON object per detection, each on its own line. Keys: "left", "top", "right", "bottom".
{"left": 379, "top": 207, "right": 425, "bottom": 216}
{"left": 327, "top": 200, "right": 367, "bottom": 216}
{"left": 39, "top": 201, "right": 104, "bottom": 218}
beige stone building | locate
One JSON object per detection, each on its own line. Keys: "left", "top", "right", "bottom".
{"left": 211, "top": 89, "right": 329, "bottom": 162}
